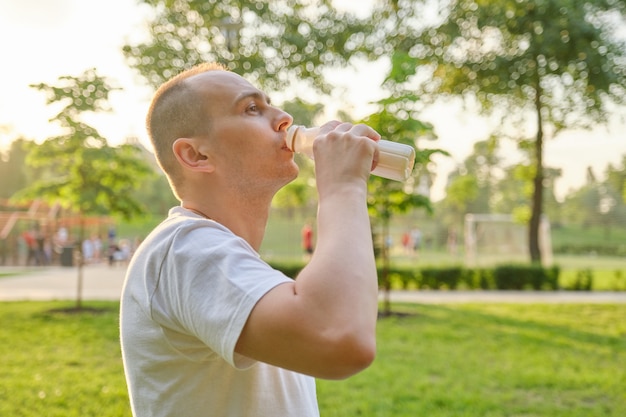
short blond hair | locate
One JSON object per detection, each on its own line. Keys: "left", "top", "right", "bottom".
{"left": 146, "top": 62, "right": 227, "bottom": 198}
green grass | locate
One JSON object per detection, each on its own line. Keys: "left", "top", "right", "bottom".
{"left": 319, "top": 303, "right": 626, "bottom": 416}
{"left": 0, "top": 302, "right": 129, "bottom": 417}
{"left": 1, "top": 302, "right": 624, "bottom": 416}
{"left": 551, "top": 224, "right": 626, "bottom": 249}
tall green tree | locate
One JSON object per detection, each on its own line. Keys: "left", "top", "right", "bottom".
{"left": 443, "top": 137, "right": 501, "bottom": 217}
{"left": 14, "top": 69, "right": 152, "bottom": 309}
{"left": 491, "top": 139, "right": 561, "bottom": 222}
{"left": 0, "top": 138, "right": 31, "bottom": 200}
{"left": 375, "top": 0, "right": 626, "bottom": 263}
{"left": 605, "top": 155, "right": 626, "bottom": 204}
{"left": 361, "top": 104, "right": 441, "bottom": 316}
{"left": 123, "top": 0, "right": 369, "bottom": 93}
{"left": 443, "top": 172, "right": 480, "bottom": 228}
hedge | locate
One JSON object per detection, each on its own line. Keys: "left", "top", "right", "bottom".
{"left": 269, "top": 261, "right": 564, "bottom": 291}
{"left": 380, "top": 265, "right": 560, "bottom": 291}
{"left": 553, "top": 244, "right": 626, "bottom": 257}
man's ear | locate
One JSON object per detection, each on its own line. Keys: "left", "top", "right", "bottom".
{"left": 172, "top": 138, "right": 216, "bottom": 173}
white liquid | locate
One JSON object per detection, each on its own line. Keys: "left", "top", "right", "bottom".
{"left": 286, "top": 125, "right": 416, "bottom": 182}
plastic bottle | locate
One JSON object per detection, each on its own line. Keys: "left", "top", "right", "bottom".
{"left": 285, "top": 125, "right": 416, "bottom": 182}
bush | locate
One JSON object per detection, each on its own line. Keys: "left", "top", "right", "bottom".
{"left": 493, "top": 264, "right": 560, "bottom": 290}
{"left": 270, "top": 261, "right": 567, "bottom": 292}
{"left": 462, "top": 268, "right": 495, "bottom": 290}
{"left": 611, "top": 270, "right": 626, "bottom": 291}
{"left": 564, "top": 269, "right": 594, "bottom": 291}
{"left": 418, "top": 267, "right": 464, "bottom": 290}
{"left": 376, "top": 266, "right": 417, "bottom": 289}
{"left": 553, "top": 243, "right": 626, "bottom": 257}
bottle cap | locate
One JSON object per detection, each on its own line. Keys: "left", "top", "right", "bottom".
{"left": 286, "top": 125, "right": 302, "bottom": 152}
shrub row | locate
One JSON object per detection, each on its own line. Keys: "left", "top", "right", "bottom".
{"left": 553, "top": 244, "right": 626, "bottom": 257}
{"left": 384, "top": 264, "right": 561, "bottom": 291}
{"left": 268, "top": 261, "right": 564, "bottom": 291}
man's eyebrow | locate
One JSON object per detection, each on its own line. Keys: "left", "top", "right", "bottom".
{"left": 234, "top": 90, "right": 272, "bottom": 106}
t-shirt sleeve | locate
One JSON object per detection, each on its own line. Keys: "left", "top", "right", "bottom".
{"left": 148, "top": 222, "right": 292, "bottom": 369}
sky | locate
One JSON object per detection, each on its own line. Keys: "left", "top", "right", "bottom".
{"left": 1, "top": 0, "right": 625, "bottom": 202}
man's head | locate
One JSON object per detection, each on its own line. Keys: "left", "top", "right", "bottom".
{"left": 146, "top": 63, "right": 297, "bottom": 201}
{"left": 146, "top": 63, "right": 226, "bottom": 198}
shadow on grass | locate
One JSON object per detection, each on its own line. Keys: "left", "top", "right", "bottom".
{"left": 40, "top": 302, "right": 119, "bottom": 316}
{"left": 404, "top": 303, "right": 626, "bottom": 351}
{"left": 378, "top": 310, "right": 418, "bottom": 319}
{"left": 47, "top": 306, "right": 113, "bottom": 315}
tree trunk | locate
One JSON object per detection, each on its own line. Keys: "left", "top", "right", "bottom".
{"left": 529, "top": 81, "right": 544, "bottom": 264}
{"left": 76, "top": 215, "right": 85, "bottom": 310}
{"left": 381, "top": 218, "right": 392, "bottom": 317}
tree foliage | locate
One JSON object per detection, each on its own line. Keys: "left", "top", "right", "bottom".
{"left": 362, "top": 104, "right": 443, "bottom": 224}
{"left": 373, "top": 0, "right": 626, "bottom": 263}
{"left": 561, "top": 161, "right": 626, "bottom": 239}
{"left": 605, "top": 155, "right": 626, "bottom": 204}
{"left": 0, "top": 138, "right": 31, "bottom": 200}
{"left": 123, "top": 0, "right": 370, "bottom": 94}
{"left": 361, "top": 102, "right": 443, "bottom": 316}
{"left": 15, "top": 69, "right": 152, "bottom": 220}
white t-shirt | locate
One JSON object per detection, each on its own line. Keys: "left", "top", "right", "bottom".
{"left": 120, "top": 207, "right": 319, "bottom": 417}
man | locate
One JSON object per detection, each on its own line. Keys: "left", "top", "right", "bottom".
{"left": 120, "top": 62, "right": 380, "bottom": 416}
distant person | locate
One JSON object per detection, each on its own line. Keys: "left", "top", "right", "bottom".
{"left": 92, "top": 235, "right": 103, "bottom": 263}
{"left": 411, "top": 228, "right": 422, "bottom": 252}
{"left": 56, "top": 226, "right": 68, "bottom": 245}
{"left": 301, "top": 222, "right": 314, "bottom": 256}
{"left": 108, "top": 242, "right": 120, "bottom": 266}
{"left": 21, "top": 230, "right": 37, "bottom": 266}
{"left": 401, "top": 231, "right": 411, "bottom": 254}
{"left": 120, "top": 63, "right": 380, "bottom": 416}
{"left": 82, "top": 238, "right": 94, "bottom": 264}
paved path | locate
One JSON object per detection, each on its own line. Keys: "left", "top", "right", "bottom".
{"left": 1, "top": 265, "right": 626, "bottom": 303}
{"left": 0, "top": 265, "right": 127, "bottom": 301}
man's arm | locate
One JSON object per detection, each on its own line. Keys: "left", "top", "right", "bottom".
{"left": 235, "top": 123, "right": 379, "bottom": 379}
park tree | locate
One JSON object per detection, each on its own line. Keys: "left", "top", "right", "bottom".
{"left": 361, "top": 103, "right": 441, "bottom": 316}
{"left": 491, "top": 140, "right": 561, "bottom": 222}
{"left": 0, "top": 138, "right": 31, "bottom": 200}
{"left": 123, "top": 0, "right": 370, "bottom": 94}
{"left": 13, "top": 69, "right": 153, "bottom": 310}
{"left": 372, "top": 0, "right": 626, "bottom": 264}
{"left": 459, "top": 137, "right": 501, "bottom": 214}
{"left": 558, "top": 158, "right": 626, "bottom": 240}
{"left": 559, "top": 173, "right": 625, "bottom": 242}
{"left": 561, "top": 169, "right": 602, "bottom": 227}
{"left": 443, "top": 137, "right": 501, "bottom": 218}
{"left": 605, "top": 155, "right": 626, "bottom": 204}
{"left": 442, "top": 172, "right": 480, "bottom": 228}
{"left": 436, "top": 137, "right": 500, "bottom": 250}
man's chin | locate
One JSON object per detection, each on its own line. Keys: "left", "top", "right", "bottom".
{"left": 286, "top": 169, "right": 300, "bottom": 184}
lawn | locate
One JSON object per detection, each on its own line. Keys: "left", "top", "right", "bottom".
{"left": 0, "top": 301, "right": 624, "bottom": 416}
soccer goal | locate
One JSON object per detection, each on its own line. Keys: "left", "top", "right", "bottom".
{"left": 464, "top": 213, "right": 553, "bottom": 266}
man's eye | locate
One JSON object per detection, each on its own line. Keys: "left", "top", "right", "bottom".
{"left": 247, "top": 103, "right": 258, "bottom": 112}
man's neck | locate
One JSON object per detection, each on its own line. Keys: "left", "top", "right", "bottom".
{"left": 182, "top": 195, "right": 271, "bottom": 251}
